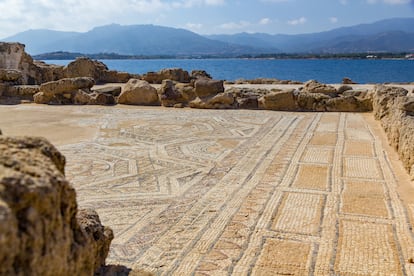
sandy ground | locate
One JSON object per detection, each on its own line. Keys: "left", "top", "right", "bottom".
{"left": 1, "top": 103, "right": 414, "bottom": 275}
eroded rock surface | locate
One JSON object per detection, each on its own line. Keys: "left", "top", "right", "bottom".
{"left": 373, "top": 85, "right": 414, "bottom": 179}
{"left": 118, "top": 79, "right": 160, "bottom": 105}
{"left": 0, "top": 136, "right": 113, "bottom": 275}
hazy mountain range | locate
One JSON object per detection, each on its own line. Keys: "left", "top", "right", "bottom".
{"left": 2, "top": 17, "right": 414, "bottom": 56}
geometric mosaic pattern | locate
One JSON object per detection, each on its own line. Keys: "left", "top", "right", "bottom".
{"left": 56, "top": 107, "right": 414, "bottom": 275}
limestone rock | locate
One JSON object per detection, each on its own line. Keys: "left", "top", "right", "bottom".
{"left": 175, "top": 83, "right": 196, "bottom": 102}
{"left": 189, "top": 92, "right": 235, "bottom": 109}
{"left": 89, "top": 92, "right": 116, "bottom": 105}
{"left": 40, "top": 77, "right": 95, "bottom": 97}
{"left": 92, "top": 86, "right": 122, "bottom": 97}
{"left": 337, "top": 85, "right": 353, "bottom": 94}
{"left": 194, "top": 79, "right": 224, "bottom": 98}
{"left": 301, "top": 80, "right": 337, "bottom": 95}
{"left": 342, "top": 77, "right": 357, "bottom": 84}
{"left": 325, "top": 95, "right": 373, "bottom": 112}
{"left": 0, "top": 42, "right": 64, "bottom": 85}
{"left": 0, "top": 136, "right": 113, "bottom": 275}
{"left": 73, "top": 90, "right": 93, "bottom": 105}
{"left": 3, "top": 85, "right": 40, "bottom": 100}
{"left": 64, "top": 57, "right": 108, "bottom": 81}
{"left": 63, "top": 57, "right": 132, "bottom": 84}
{"left": 258, "top": 89, "right": 297, "bottom": 111}
{"left": 0, "top": 69, "right": 22, "bottom": 83}
{"left": 297, "top": 92, "right": 330, "bottom": 111}
{"left": 373, "top": 85, "right": 414, "bottom": 178}
{"left": 142, "top": 68, "right": 190, "bottom": 84}
{"left": 158, "top": 80, "right": 187, "bottom": 107}
{"left": 118, "top": 79, "right": 160, "bottom": 105}
{"left": 191, "top": 70, "right": 212, "bottom": 80}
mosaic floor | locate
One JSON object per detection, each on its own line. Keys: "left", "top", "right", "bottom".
{"left": 44, "top": 107, "right": 414, "bottom": 275}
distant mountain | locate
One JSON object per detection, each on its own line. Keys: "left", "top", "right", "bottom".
{"left": 2, "top": 18, "right": 413, "bottom": 56}
{"left": 2, "top": 24, "right": 261, "bottom": 56}
{"left": 207, "top": 17, "right": 414, "bottom": 53}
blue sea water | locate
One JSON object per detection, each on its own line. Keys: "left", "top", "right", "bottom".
{"left": 46, "top": 59, "right": 414, "bottom": 84}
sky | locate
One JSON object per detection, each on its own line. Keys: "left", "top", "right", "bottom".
{"left": 0, "top": 0, "right": 413, "bottom": 38}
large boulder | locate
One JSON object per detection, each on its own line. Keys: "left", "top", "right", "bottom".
{"left": 158, "top": 80, "right": 188, "bottom": 107}
{"left": 142, "top": 68, "right": 191, "bottom": 84}
{"left": 301, "top": 80, "right": 337, "bottom": 95}
{"left": 258, "top": 89, "right": 298, "bottom": 111}
{"left": 39, "top": 77, "right": 95, "bottom": 97}
{"left": 0, "top": 42, "right": 64, "bottom": 85}
{"left": 118, "top": 79, "right": 160, "bottom": 105}
{"left": 194, "top": 79, "right": 224, "bottom": 98}
{"left": 297, "top": 92, "right": 330, "bottom": 111}
{"left": 63, "top": 57, "right": 132, "bottom": 83}
{"left": 325, "top": 95, "right": 373, "bottom": 112}
{"left": 191, "top": 70, "right": 212, "bottom": 80}
{"left": 189, "top": 92, "right": 235, "bottom": 109}
{"left": 0, "top": 136, "right": 113, "bottom": 275}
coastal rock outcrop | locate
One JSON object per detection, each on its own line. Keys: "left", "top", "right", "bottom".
{"left": 188, "top": 79, "right": 233, "bottom": 109}
{"left": 158, "top": 79, "right": 189, "bottom": 107}
{"left": 258, "top": 89, "right": 298, "bottom": 111}
{"left": 194, "top": 79, "right": 224, "bottom": 98}
{"left": 373, "top": 85, "right": 414, "bottom": 179}
{"left": 0, "top": 136, "right": 113, "bottom": 275}
{"left": 142, "top": 68, "right": 191, "bottom": 84}
{"left": 118, "top": 79, "right": 160, "bottom": 105}
{"left": 63, "top": 57, "right": 132, "bottom": 84}
{"left": 34, "top": 77, "right": 95, "bottom": 104}
{"left": 0, "top": 42, "right": 64, "bottom": 85}
{"left": 301, "top": 80, "right": 337, "bottom": 96}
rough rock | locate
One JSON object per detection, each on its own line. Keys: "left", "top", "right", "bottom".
{"left": 0, "top": 69, "right": 22, "bottom": 83}
{"left": 175, "top": 83, "right": 196, "bottom": 102}
{"left": 118, "top": 79, "right": 160, "bottom": 105}
{"left": 189, "top": 92, "right": 235, "bottom": 109}
{"left": 0, "top": 42, "right": 65, "bottom": 85}
{"left": 63, "top": 57, "right": 132, "bottom": 84}
{"left": 158, "top": 80, "right": 188, "bottom": 107}
{"left": 325, "top": 95, "right": 373, "bottom": 112}
{"left": 40, "top": 77, "right": 95, "bottom": 97}
{"left": 92, "top": 86, "right": 122, "bottom": 97}
{"left": 191, "top": 70, "right": 212, "bottom": 80}
{"left": 337, "top": 85, "right": 353, "bottom": 94}
{"left": 258, "top": 89, "right": 298, "bottom": 111}
{"left": 373, "top": 85, "right": 414, "bottom": 178}
{"left": 342, "top": 77, "right": 357, "bottom": 84}
{"left": 142, "top": 68, "right": 190, "bottom": 84}
{"left": 89, "top": 92, "right": 116, "bottom": 105}
{"left": 0, "top": 136, "right": 113, "bottom": 275}
{"left": 301, "top": 80, "right": 337, "bottom": 95}
{"left": 194, "top": 79, "right": 224, "bottom": 98}
{"left": 297, "top": 92, "right": 330, "bottom": 111}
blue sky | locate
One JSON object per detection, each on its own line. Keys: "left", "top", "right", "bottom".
{"left": 0, "top": 0, "right": 413, "bottom": 38}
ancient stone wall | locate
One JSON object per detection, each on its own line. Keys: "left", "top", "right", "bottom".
{"left": 373, "top": 85, "right": 414, "bottom": 179}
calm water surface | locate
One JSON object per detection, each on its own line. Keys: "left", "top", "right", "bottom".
{"left": 47, "top": 59, "right": 414, "bottom": 84}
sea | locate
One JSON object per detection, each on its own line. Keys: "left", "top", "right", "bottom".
{"left": 46, "top": 58, "right": 414, "bottom": 84}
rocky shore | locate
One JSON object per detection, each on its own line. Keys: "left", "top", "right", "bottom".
{"left": 1, "top": 41, "right": 414, "bottom": 274}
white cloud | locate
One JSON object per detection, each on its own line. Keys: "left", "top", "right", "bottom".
{"left": 186, "top": 22, "right": 203, "bottom": 30}
{"left": 330, "top": 17, "right": 338, "bottom": 23}
{"left": 219, "top": 21, "right": 251, "bottom": 30}
{"left": 0, "top": 0, "right": 230, "bottom": 38}
{"left": 259, "top": 18, "right": 272, "bottom": 25}
{"left": 287, "top": 17, "right": 307, "bottom": 25}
